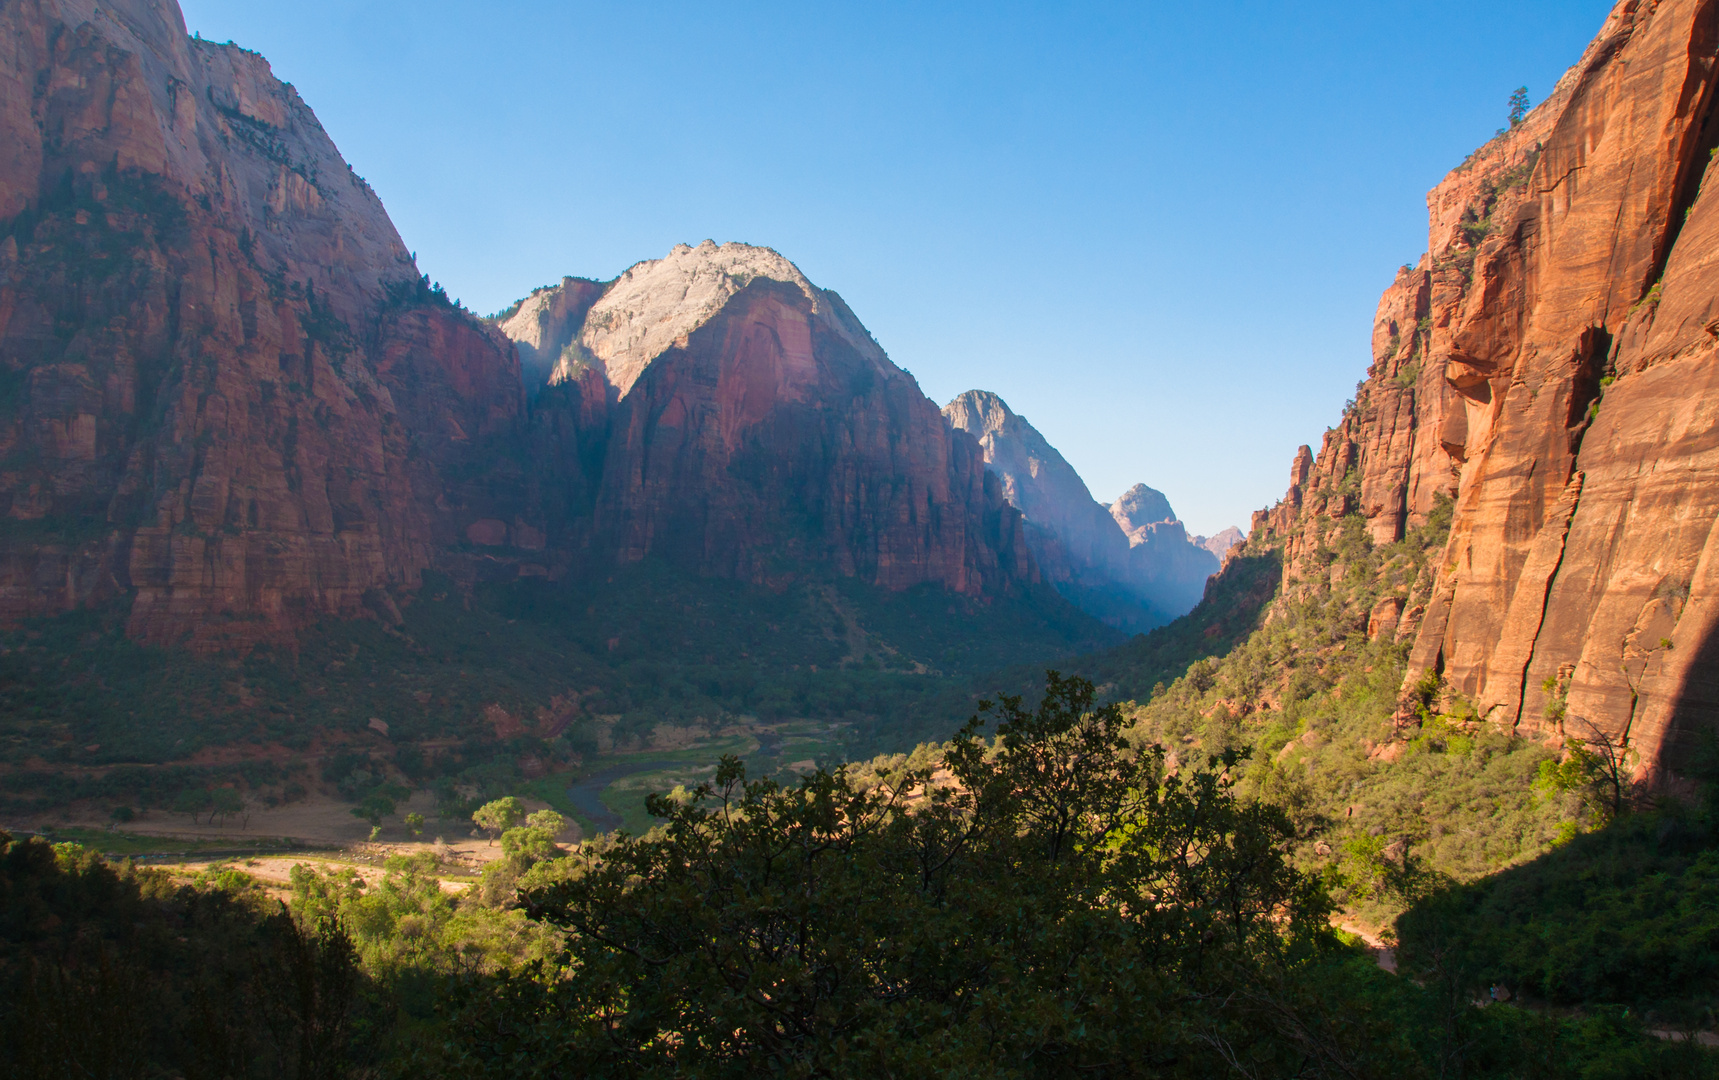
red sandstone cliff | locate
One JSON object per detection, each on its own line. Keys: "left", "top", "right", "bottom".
{"left": 1248, "top": 0, "right": 1719, "bottom": 774}
{"left": 0, "top": 0, "right": 523, "bottom": 650}
{"left": 0, "top": 0, "right": 1038, "bottom": 649}
{"left": 500, "top": 243, "right": 1037, "bottom": 596}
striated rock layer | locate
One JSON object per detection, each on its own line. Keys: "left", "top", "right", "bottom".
{"left": 1242, "top": 0, "right": 1719, "bottom": 775}
{"left": 942, "top": 390, "right": 1219, "bottom": 627}
{"left": 0, "top": 0, "right": 524, "bottom": 651}
{"left": 0, "top": 0, "right": 1038, "bottom": 651}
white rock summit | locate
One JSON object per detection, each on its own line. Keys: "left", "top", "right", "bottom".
{"left": 501, "top": 242, "right": 901, "bottom": 399}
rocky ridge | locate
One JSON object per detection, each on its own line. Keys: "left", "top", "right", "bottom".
{"left": 1238, "top": 0, "right": 1719, "bottom": 775}
{"left": 0, "top": 0, "right": 1039, "bottom": 652}
{"left": 942, "top": 390, "right": 1219, "bottom": 628}
{"left": 503, "top": 246, "right": 1036, "bottom": 596}
{"left": 1194, "top": 526, "right": 1244, "bottom": 561}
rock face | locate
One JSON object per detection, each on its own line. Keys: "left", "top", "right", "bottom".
{"left": 942, "top": 390, "right": 1217, "bottom": 627}
{"left": 0, "top": 0, "right": 523, "bottom": 650}
{"left": 943, "top": 391, "right": 1131, "bottom": 584}
{"left": 0, "top": 1, "right": 1043, "bottom": 650}
{"left": 1110, "top": 485, "right": 1176, "bottom": 539}
{"left": 1195, "top": 526, "right": 1244, "bottom": 561}
{"left": 503, "top": 245, "right": 1036, "bottom": 596}
{"left": 1108, "top": 483, "right": 1222, "bottom": 619}
{"left": 494, "top": 275, "right": 609, "bottom": 390}
{"left": 1245, "top": 0, "right": 1719, "bottom": 775}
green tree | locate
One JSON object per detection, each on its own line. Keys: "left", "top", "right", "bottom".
{"left": 404, "top": 812, "right": 425, "bottom": 838}
{"left": 478, "top": 674, "right": 1331, "bottom": 1075}
{"left": 1509, "top": 86, "right": 1531, "bottom": 127}
{"left": 1534, "top": 719, "right": 1636, "bottom": 831}
{"left": 471, "top": 797, "right": 524, "bottom": 846}
{"left": 351, "top": 791, "right": 397, "bottom": 828}
{"left": 172, "top": 787, "right": 213, "bottom": 826}
{"left": 476, "top": 810, "right": 567, "bottom": 907}
{"left": 0, "top": 831, "right": 364, "bottom": 1079}
{"left": 512, "top": 810, "right": 564, "bottom": 855}
{"left": 210, "top": 787, "right": 244, "bottom": 828}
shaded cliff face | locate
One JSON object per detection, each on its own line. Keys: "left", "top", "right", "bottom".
{"left": 502, "top": 244, "right": 1036, "bottom": 597}
{"left": 494, "top": 275, "right": 609, "bottom": 391}
{"left": 1108, "top": 483, "right": 1221, "bottom": 617}
{"left": 0, "top": 0, "right": 522, "bottom": 650}
{"left": 1248, "top": 0, "right": 1719, "bottom": 774}
{"left": 943, "top": 390, "right": 1130, "bottom": 581}
{"left": 941, "top": 391, "right": 1219, "bottom": 626}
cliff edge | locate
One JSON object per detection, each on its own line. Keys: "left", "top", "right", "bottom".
{"left": 1242, "top": 0, "right": 1719, "bottom": 775}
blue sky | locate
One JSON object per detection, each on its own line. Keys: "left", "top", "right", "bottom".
{"left": 178, "top": 0, "right": 1614, "bottom": 536}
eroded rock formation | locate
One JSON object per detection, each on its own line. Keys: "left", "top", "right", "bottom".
{"left": 942, "top": 390, "right": 1218, "bottom": 627}
{"left": 1245, "top": 0, "right": 1719, "bottom": 774}
{"left": 505, "top": 245, "right": 1036, "bottom": 596}
{"left": 0, "top": 0, "right": 524, "bottom": 650}
{"left": 0, "top": 2, "right": 1037, "bottom": 652}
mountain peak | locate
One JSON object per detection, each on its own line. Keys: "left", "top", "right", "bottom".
{"left": 1194, "top": 526, "right": 1245, "bottom": 561}
{"left": 529, "top": 241, "right": 901, "bottom": 399}
{"left": 944, "top": 389, "right": 1018, "bottom": 433}
{"left": 1111, "top": 484, "right": 1177, "bottom": 537}
{"left": 943, "top": 390, "right": 1090, "bottom": 523}
{"left": 943, "top": 390, "right": 1216, "bottom": 629}
{"left": 586, "top": 242, "right": 817, "bottom": 395}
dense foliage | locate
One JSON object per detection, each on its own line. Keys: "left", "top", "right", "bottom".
{"left": 1399, "top": 740, "right": 1719, "bottom": 1024}
{"left": 0, "top": 833, "right": 368, "bottom": 1080}
{"left": 1072, "top": 501, "right": 1583, "bottom": 925}
{"left": 6, "top": 676, "right": 1718, "bottom": 1077}
{"left": 422, "top": 674, "right": 1328, "bottom": 1076}
{"left": 0, "top": 560, "right": 1116, "bottom": 817}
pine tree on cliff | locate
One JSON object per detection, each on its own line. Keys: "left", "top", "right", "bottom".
{"left": 1508, "top": 86, "right": 1531, "bottom": 127}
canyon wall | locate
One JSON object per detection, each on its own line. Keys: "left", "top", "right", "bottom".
{"left": 0, "top": 0, "right": 524, "bottom": 651}
{"left": 1249, "top": 0, "right": 1719, "bottom": 774}
{"left": 0, "top": 1, "right": 1038, "bottom": 651}
{"left": 943, "top": 390, "right": 1219, "bottom": 627}
{"left": 502, "top": 245, "right": 1037, "bottom": 597}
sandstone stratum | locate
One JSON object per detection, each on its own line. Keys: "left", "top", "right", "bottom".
{"left": 0, "top": 0, "right": 524, "bottom": 650}
{"left": 0, "top": 0, "right": 1038, "bottom": 652}
{"left": 1237, "top": 0, "right": 1719, "bottom": 775}
{"left": 942, "top": 389, "right": 1221, "bottom": 630}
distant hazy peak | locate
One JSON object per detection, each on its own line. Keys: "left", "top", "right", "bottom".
{"left": 942, "top": 389, "right": 1091, "bottom": 506}
{"left": 1111, "top": 484, "right": 1177, "bottom": 537}
{"left": 943, "top": 389, "right": 1019, "bottom": 438}
{"left": 1194, "top": 526, "right": 1245, "bottom": 560}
